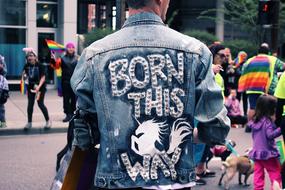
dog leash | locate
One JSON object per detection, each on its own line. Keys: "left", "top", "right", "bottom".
{"left": 225, "top": 140, "right": 255, "bottom": 164}
{"left": 225, "top": 140, "right": 239, "bottom": 156}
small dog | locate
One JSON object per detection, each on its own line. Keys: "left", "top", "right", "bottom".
{"left": 218, "top": 155, "right": 254, "bottom": 190}
{"left": 206, "top": 140, "right": 236, "bottom": 169}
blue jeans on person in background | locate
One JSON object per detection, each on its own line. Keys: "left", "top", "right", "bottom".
{"left": 193, "top": 119, "right": 206, "bottom": 165}
{"left": 194, "top": 143, "right": 206, "bottom": 165}
{"left": 0, "top": 104, "right": 5, "bottom": 122}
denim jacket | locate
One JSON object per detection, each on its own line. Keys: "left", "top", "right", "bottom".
{"left": 71, "top": 12, "right": 230, "bottom": 189}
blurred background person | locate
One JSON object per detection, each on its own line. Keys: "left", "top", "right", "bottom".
{"left": 275, "top": 72, "right": 285, "bottom": 140}
{"left": 238, "top": 43, "right": 285, "bottom": 130}
{"left": 234, "top": 51, "right": 248, "bottom": 116}
{"left": 0, "top": 55, "right": 7, "bottom": 128}
{"left": 51, "top": 42, "right": 79, "bottom": 122}
{"left": 224, "top": 48, "right": 234, "bottom": 96}
{"left": 195, "top": 44, "right": 227, "bottom": 183}
{"left": 22, "top": 48, "right": 51, "bottom": 130}
{"left": 226, "top": 89, "right": 248, "bottom": 128}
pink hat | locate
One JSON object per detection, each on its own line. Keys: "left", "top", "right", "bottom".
{"left": 66, "top": 42, "right": 75, "bottom": 49}
{"left": 23, "top": 47, "right": 37, "bottom": 57}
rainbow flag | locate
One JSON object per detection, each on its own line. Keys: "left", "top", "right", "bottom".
{"left": 50, "top": 58, "right": 63, "bottom": 97}
{"left": 238, "top": 55, "right": 271, "bottom": 93}
{"left": 20, "top": 77, "right": 27, "bottom": 95}
{"left": 45, "top": 39, "right": 65, "bottom": 52}
{"left": 234, "top": 51, "right": 247, "bottom": 68}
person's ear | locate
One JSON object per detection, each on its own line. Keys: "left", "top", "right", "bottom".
{"left": 155, "top": 0, "right": 162, "bottom": 6}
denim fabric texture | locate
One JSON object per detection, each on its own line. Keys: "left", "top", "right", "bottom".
{"left": 71, "top": 12, "right": 230, "bottom": 189}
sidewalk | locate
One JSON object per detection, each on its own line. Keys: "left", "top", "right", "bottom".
{"left": 0, "top": 90, "right": 68, "bottom": 136}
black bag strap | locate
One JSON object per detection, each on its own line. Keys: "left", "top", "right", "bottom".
{"left": 67, "top": 109, "right": 100, "bottom": 150}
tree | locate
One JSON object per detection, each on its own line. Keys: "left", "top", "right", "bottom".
{"left": 183, "top": 30, "right": 218, "bottom": 46}
{"left": 198, "top": 0, "right": 285, "bottom": 46}
{"left": 83, "top": 28, "right": 115, "bottom": 48}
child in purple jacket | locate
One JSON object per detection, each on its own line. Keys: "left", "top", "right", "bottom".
{"left": 249, "top": 94, "right": 282, "bottom": 190}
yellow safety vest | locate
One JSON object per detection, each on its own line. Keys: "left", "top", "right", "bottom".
{"left": 275, "top": 72, "right": 285, "bottom": 99}
{"left": 215, "top": 73, "right": 224, "bottom": 98}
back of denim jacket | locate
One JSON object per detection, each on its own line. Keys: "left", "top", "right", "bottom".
{"left": 71, "top": 12, "right": 230, "bottom": 189}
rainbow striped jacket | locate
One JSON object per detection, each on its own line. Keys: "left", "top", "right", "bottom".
{"left": 238, "top": 54, "right": 277, "bottom": 94}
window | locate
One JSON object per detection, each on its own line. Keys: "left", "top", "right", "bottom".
{"left": 0, "top": 0, "right": 26, "bottom": 26}
{"left": 0, "top": 28, "right": 26, "bottom": 78}
{"left": 37, "top": 0, "right": 57, "bottom": 1}
{"left": 78, "top": 2, "right": 97, "bottom": 34}
{"left": 100, "top": 5, "right": 107, "bottom": 28}
{"left": 112, "top": 6, "right": 116, "bottom": 30}
{"left": 37, "top": 3, "right": 58, "bottom": 27}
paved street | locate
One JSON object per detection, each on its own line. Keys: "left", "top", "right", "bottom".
{"left": 0, "top": 128, "right": 276, "bottom": 190}
{"left": 0, "top": 134, "right": 65, "bottom": 190}
{"left": 193, "top": 127, "right": 255, "bottom": 190}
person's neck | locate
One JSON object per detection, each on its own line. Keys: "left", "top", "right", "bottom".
{"left": 66, "top": 53, "right": 74, "bottom": 57}
{"left": 129, "top": 7, "right": 161, "bottom": 18}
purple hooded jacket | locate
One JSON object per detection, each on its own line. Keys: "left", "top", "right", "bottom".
{"left": 249, "top": 117, "right": 281, "bottom": 161}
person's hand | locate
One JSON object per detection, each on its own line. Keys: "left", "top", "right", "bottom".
{"left": 193, "top": 128, "right": 200, "bottom": 143}
{"left": 51, "top": 52, "right": 56, "bottom": 60}
{"left": 35, "top": 86, "right": 40, "bottom": 93}
{"left": 31, "top": 85, "right": 40, "bottom": 93}
{"left": 212, "top": 64, "right": 223, "bottom": 74}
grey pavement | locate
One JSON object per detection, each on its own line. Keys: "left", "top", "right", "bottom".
{"left": 193, "top": 127, "right": 279, "bottom": 190}
{"left": 0, "top": 133, "right": 66, "bottom": 190}
{"left": 0, "top": 128, "right": 276, "bottom": 190}
{"left": 0, "top": 90, "right": 68, "bottom": 136}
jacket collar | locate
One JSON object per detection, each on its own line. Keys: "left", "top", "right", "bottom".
{"left": 122, "top": 12, "right": 165, "bottom": 28}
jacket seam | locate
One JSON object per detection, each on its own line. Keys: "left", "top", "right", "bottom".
{"left": 86, "top": 44, "right": 202, "bottom": 60}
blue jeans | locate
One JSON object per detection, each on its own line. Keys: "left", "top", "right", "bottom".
{"left": 0, "top": 104, "right": 5, "bottom": 122}
{"left": 193, "top": 143, "right": 206, "bottom": 165}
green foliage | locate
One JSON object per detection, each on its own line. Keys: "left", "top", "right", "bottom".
{"left": 183, "top": 30, "right": 218, "bottom": 46}
{"left": 280, "top": 3, "right": 285, "bottom": 42}
{"left": 198, "top": 0, "right": 259, "bottom": 41}
{"left": 222, "top": 39, "right": 258, "bottom": 57}
{"left": 83, "top": 28, "right": 115, "bottom": 48}
{"left": 183, "top": 30, "right": 258, "bottom": 57}
{"left": 198, "top": 0, "right": 285, "bottom": 44}
{"left": 167, "top": 10, "right": 178, "bottom": 26}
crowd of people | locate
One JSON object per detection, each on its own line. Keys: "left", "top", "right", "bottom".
{"left": 0, "top": 43, "right": 79, "bottom": 130}
{"left": 196, "top": 42, "right": 285, "bottom": 189}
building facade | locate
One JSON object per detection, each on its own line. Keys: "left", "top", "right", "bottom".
{"left": 0, "top": 0, "right": 126, "bottom": 81}
{"left": 4, "top": 0, "right": 280, "bottom": 81}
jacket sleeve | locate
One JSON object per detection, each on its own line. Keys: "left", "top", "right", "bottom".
{"left": 0, "top": 60, "right": 7, "bottom": 76}
{"left": 194, "top": 46, "right": 230, "bottom": 145}
{"left": 70, "top": 49, "right": 98, "bottom": 150}
{"left": 266, "top": 121, "right": 281, "bottom": 140}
